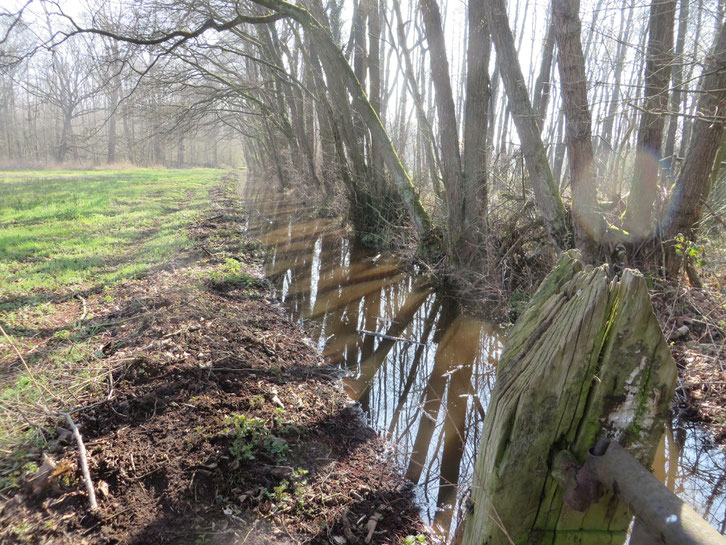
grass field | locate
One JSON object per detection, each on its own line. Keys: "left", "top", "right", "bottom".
{"left": 0, "top": 168, "right": 223, "bottom": 304}
{"left": 0, "top": 168, "right": 223, "bottom": 456}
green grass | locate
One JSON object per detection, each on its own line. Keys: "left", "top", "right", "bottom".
{"left": 0, "top": 167, "right": 223, "bottom": 453}
{"left": 0, "top": 168, "right": 223, "bottom": 307}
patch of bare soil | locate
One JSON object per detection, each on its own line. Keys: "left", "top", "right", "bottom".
{"left": 652, "top": 280, "right": 726, "bottom": 443}
{"left": 0, "top": 175, "right": 425, "bottom": 544}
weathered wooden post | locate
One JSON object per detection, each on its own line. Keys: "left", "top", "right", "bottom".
{"left": 462, "top": 250, "right": 678, "bottom": 545}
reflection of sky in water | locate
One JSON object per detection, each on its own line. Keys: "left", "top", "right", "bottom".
{"left": 656, "top": 422, "right": 726, "bottom": 532}
{"left": 239, "top": 175, "right": 726, "bottom": 539}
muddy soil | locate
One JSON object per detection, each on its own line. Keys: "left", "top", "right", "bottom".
{"left": 0, "top": 177, "right": 425, "bottom": 545}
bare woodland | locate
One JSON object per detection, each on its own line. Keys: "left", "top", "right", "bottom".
{"left": 2, "top": 0, "right": 726, "bottom": 289}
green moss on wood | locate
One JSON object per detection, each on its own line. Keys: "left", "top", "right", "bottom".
{"left": 462, "top": 254, "right": 677, "bottom": 545}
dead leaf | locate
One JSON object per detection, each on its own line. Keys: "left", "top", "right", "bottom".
{"left": 28, "top": 454, "right": 57, "bottom": 495}
{"left": 97, "top": 480, "right": 110, "bottom": 498}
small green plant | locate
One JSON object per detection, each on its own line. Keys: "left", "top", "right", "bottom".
{"left": 22, "top": 461, "right": 40, "bottom": 475}
{"left": 273, "top": 410, "right": 307, "bottom": 437}
{"left": 266, "top": 480, "right": 291, "bottom": 504}
{"left": 209, "top": 257, "right": 256, "bottom": 289}
{"left": 225, "top": 414, "right": 289, "bottom": 463}
{"left": 249, "top": 394, "right": 265, "bottom": 408}
{"left": 264, "top": 468, "right": 312, "bottom": 514}
{"left": 194, "top": 532, "right": 211, "bottom": 545}
{"left": 265, "top": 435, "right": 289, "bottom": 460}
{"left": 674, "top": 233, "right": 705, "bottom": 266}
{"left": 403, "top": 535, "right": 428, "bottom": 545}
{"left": 52, "top": 329, "right": 71, "bottom": 341}
{"left": 227, "top": 415, "right": 265, "bottom": 461}
{"left": 102, "top": 285, "right": 115, "bottom": 303}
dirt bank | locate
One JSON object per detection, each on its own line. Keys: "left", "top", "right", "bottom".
{"left": 652, "top": 282, "right": 726, "bottom": 443}
{"left": 0, "top": 175, "right": 425, "bottom": 544}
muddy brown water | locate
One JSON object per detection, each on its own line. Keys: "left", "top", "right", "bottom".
{"left": 238, "top": 175, "right": 726, "bottom": 539}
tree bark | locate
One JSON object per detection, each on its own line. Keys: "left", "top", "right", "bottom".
{"left": 462, "top": 0, "right": 491, "bottom": 246}
{"left": 418, "top": 0, "right": 467, "bottom": 258}
{"left": 56, "top": 108, "right": 73, "bottom": 164}
{"left": 663, "top": 0, "right": 689, "bottom": 170}
{"left": 664, "top": 20, "right": 726, "bottom": 275}
{"left": 367, "top": 0, "right": 384, "bottom": 181}
{"left": 107, "top": 75, "right": 119, "bottom": 164}
{"left": 625, "top": 0, "right": 676, "bottom": 240}
{"left": 679, "top": 0, "right": 705, "bottom": 161}
{"left": 599, "top": 0, "right": 634, "bottom": 152}
{"left": 532, "top": 17, "right": 555, "bottom": 131}
{"left": 253, "top": 0, "right": 433, "bottom": 236}
{"left": 265, "top": 25, "right": 324, "bottom": 191}
{"left": 553, "top": 0, "right": 601, "bottom": 262}
{"left": 391, "top": 0, "right": 442, "bottom": 196}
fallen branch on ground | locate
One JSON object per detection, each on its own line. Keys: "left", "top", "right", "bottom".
{"left": 76, "top": 294, "right": 88, "bottom": 323}
{"left": 59, "top": 411, "right": 98, "bottom": 511}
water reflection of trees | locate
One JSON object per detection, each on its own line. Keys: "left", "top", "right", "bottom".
{"left": 241, "top": 178, "right": 726, "bottom": 540}
{"left": 658, "top": 420, "right": 726, "bottom": 532}
{"left": 243, "top": 180, "right": 505, "bottom": 538}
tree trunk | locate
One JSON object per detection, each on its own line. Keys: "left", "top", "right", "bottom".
{"left": 263, "top": 116, "right": 287, "bottom": 190}
{"left": 663, "top": 0, "right": 689, "bottom": 171}
{"left": 350, "top": 0, "right": 372, "bottom": 187}
{"left": 56, "top": 109, "right": 73, "bottom": 164}
{"left": 307, "top": 0, "right": 367, "bottom": 180}
{"left": 418, "top": 0, "right": 466, "bottom": 259}
{"left": 533, "top": 17, "right": 555, "bottom": 131}
{"left": 107, "top": 43, "right": 121, "bottom": 164}
{"left": 177, "top": 136, "right": 185, "bottom": 168}
{"left": 304, "top": 42, "right": 353, "bottom": 196}
{"left": 553, "top": 0, "right": 601, "bottom": 262}
{"left": 107, "top": 82, "right": 118, "bottom": 164}
{"left": 265, "top": 25, "right": 324, "bottom": 191}
{"left": 664, "top": 20, "right": 726, "bottom": 275}
{"left": 462, "top": 0, "right": 492, "bottom": 247}
{"left": 679, "top": 0, "right": 704, "bottom": 164}
{"left": 392, "top": 0, "right": 442, "bottom": 196}
{"left": 367, "top": 0, "right": 385, "bottom": 182}
{"left": 625, "top": 0, "right": 676, "bottom": 240}
{"left": 599, "top": 0, "right": 635, "bottom": 153}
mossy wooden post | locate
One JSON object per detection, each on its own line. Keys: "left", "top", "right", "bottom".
{"left": 462, "top": 250, "right": 677, "bottom": 545}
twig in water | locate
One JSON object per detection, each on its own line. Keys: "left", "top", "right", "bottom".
{"left": 356, "top": 329, "right": 428, "bottom": 347}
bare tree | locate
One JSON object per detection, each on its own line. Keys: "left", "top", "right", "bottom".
{"left": 664, "top": 19, "right": 726, "bottom": 274}
{"left": 418, "top": 0, "right": 466, "bottom": 258}
{"left": 625, "top": 0, "right": 676, "bottom": 240}
{"left": 553, "top": 0, "right": 600, "bottom": 261}
{"left": 483, "top": 0, "right": 569, "bottom": 248}
{"left": 462, "top": 0, "right": 491, "bottom": 245}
